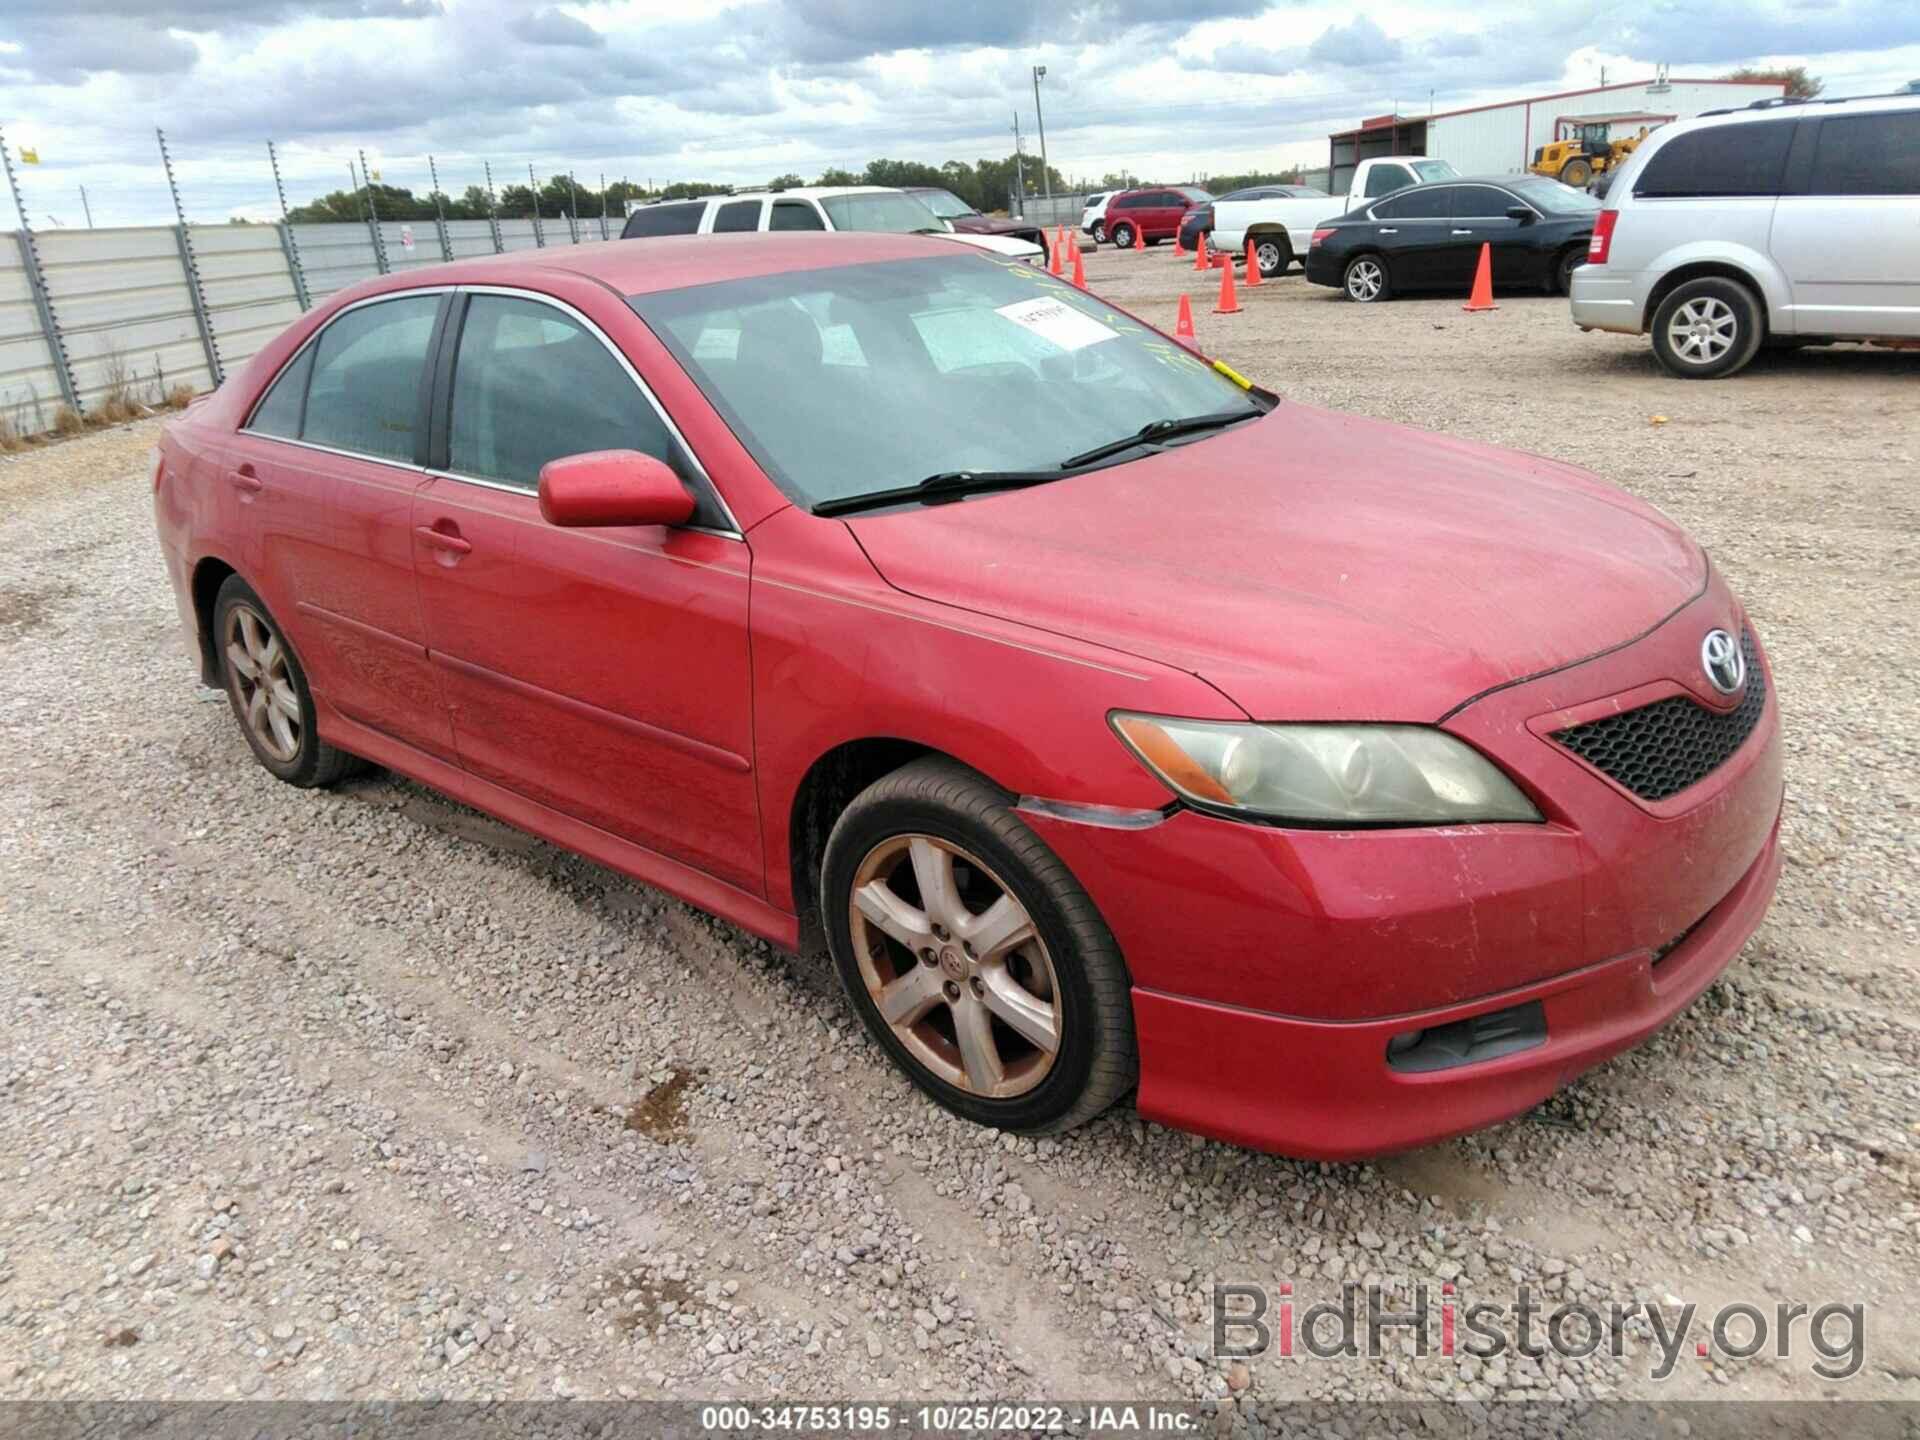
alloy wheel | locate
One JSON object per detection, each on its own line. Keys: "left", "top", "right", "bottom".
{"left": 1347, "top": 259, "right": 1383, "bottom": 301}
{"left": 224, "top": 602, "right": 301, "bottom": 763}
{"left": 1666, "top": 297, "right": 1738, "bottom": 365}
{"left": 848, "top": 834, "right": 1061, "bottom": 1099}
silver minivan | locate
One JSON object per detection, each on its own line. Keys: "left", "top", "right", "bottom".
{"left": 1570, "top": 92, "right": 1920, "bottom": 377}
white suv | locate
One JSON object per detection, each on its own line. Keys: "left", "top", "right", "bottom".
{"left": 1570, "top": 92, "right": 1920, "bottom": 377}
{"left": 620, "top": 187, "right": 1042, "bottom": 261}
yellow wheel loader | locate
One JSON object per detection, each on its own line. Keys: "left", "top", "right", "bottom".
{"left": 1531, "top": 116, "right": 1661, "bottom": 188}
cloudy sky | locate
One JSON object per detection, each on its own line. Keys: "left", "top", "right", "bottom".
{"left": 3, "top": 0, "right": 1918, "bottom": 227}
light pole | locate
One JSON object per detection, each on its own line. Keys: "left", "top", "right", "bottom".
{"left": 1031, "top": 64, "right": 1051, "bottom": 221}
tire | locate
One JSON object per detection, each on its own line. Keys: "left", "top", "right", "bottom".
{"left": 1555, "top": 247, "right": 1585, "bottom": 295}
{"left": 1090, "top": 221, "right": 1106, "bottom": 245}
{"left": 822, "top": 758, "right": 1136, "bottom": 1135}
{"left": 1253, "top": 234, "right": 1291, "bottom": 278}
{"left": 1110, "top": 221, "right": 1135, "bottom": 250}
{"left": 1650, "top": 276, "right": 1765, "bottom": 379}
{"left": 1343, "top": 253, "right": 1390, "bottom": 303}
{"left": 1560, "top": 158, "right": 1593, "bottom": 187}
{"left": 213, "top": 575, "right": 363, "bottom": 788}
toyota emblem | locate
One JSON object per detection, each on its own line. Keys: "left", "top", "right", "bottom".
{"left": 1701, "top": 629, "right": 1745, "bottom": 695}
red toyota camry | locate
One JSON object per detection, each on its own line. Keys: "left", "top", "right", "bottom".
{"left": 151, "top": 234, "right": 1782, "bottom": 1160}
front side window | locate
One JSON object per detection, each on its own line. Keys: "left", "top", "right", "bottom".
{"left": 1365, "top": 165, "right": 1413, "bottom": 197}
{"left": 634, "top": 254, "right": 1263, "bottom": 512}
{"left": 1451, "top": 185, "right": 1520, "bottom": 218}
{"left": 818, "top": 192, "right": 944, "bottom": 233}
{"left": 712, "top": 200, "right": 761, "bottom": 233}
{"left": 770, "top": 200, "right": 826, "bottom": 231}
{"left": 447, "top": 295, "right": 673, "bottom": 492}
{"left": 1372, "top": 187, "right": 1450, "bottom": 219}
{"left": 299, "top": 294, "right": 441, "bottom": 462}
{"left": 1635, "top": 121, "right": 1795, "bottom": 197}
{"left": 1810, "top": 111, "right": 1920, "bottom": 196}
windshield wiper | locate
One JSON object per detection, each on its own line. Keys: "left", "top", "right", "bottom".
{"left": 813, "top": 468, "right": 1067, "bottom": 517}
{"left": 1059, "top": 408, "right": 1262, "bottom": 470}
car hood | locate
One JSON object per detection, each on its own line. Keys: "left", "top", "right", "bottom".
{"left": 846, "top": 403, "right": 1703, "bottom": 721}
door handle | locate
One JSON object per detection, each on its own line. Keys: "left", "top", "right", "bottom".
{"left": 415, "top": 524, "right": 471, "bottom": 556}
{"left": 1378, "top": 227, "right": 1399, "bottom": 234}
{"left": 1451, "top": 228, "right": 1475, "bottom": 235}
{"left": 230, "top": 462, "right": 263, "bottom": 495}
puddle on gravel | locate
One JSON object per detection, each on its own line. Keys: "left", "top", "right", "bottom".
{"left": 597, "top": 1262, "right": 695, "bottom": 1336}
{"left": 625, "top": 1066, "right": 697, "bottom": 1139}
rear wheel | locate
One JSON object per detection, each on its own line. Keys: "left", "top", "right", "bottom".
{"left": 213, "top": 575, "right": 362, "bottom": 787}
{"left": 1110, "top": 221, "right": 1135, "bottom": 250}
{"left": 822, "top": 758, "right": 1136, "bottom": 1135}
{"left": 1651, "top": 277, "right": 1765, "bottom": 379}
{"left": 1560, "top": 158, "right": 1594, "bottom": 187}
{"left": 1344, "top": 254, "right": 1390, "bottom": 302}
{"left": 1253, "top": 234, "right": 1291, "bottom": 278}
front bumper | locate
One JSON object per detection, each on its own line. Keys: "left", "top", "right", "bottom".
{"left": 1020, "top": 581, "right": 1783, "bottom": 1158}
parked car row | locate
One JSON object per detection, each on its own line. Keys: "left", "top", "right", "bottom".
{"left": 621, "top": 186, "right": 1047, "bottom": 263}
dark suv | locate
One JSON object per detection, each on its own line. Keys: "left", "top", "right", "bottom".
{"left": 902, "top": 188, "right": 1050, "bottom": 260}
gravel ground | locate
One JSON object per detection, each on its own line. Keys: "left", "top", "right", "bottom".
{"left": 1, "top": 247, "right": 1916, "bottom": 1415}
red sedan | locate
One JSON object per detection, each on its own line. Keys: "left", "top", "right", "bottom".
{"left": 152, "top": 233, "right": 1782, "bottom": 1160}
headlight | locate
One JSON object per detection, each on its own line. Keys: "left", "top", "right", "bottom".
{"left": 1110, "top": 714, "right": 1542, "bottom": 825}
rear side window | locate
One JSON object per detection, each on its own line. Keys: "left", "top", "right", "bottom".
{"left": 712, "top": 200, "right": 760, "bottom": 233}
{"left": 1634, "top": 121, "right": 1795, "bottom": 197}
{"left": 1373, "top": 187, "right": 1450, "bottom": 219}
{"left": 447, "top": 295, "right": 673, "bottom": 492}
{"left": 1810, "top": 111, "right": 1920, "bottom": 196}
{"left": 299, "top": 294, "right": 440, "bottom": 462}
{"left": 770, "top": 201, "right": 826, "bottom": 231}
{"left": 247, "top": 346, "right": 313, "bottom": 438}
{"left": 621, "top": 203, "right": 703, "bottom": 238}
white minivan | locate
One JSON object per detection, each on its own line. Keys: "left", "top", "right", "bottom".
{"left": 1570, "top": 92, "right": 1920, "bottom": 377}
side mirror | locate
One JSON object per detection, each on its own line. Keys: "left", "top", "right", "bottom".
{"left": 538, "top": 450, "right": 695, "bottom": 528}
{"left": 1506, "top": 206, "right": 1535, "bottom": 223}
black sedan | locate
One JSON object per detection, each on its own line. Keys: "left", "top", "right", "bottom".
{"left": 1304, "top": 176, "right": 1599, "bottom": 302}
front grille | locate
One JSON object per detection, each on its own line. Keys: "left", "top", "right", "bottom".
{"left": 1552, "top": 630, "right": 1765, "bottom": 802}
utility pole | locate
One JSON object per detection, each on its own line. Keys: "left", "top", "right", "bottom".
{"left": 1031, "top": 65, "right": 1051, "bottom": 221}
{"left": 1011, "top": 112, "right": 1026, "bottom": 216}
{"left": 78, "top": 185, "right": 93, "bottom": 227}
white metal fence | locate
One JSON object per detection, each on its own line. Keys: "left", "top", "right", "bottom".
{"left": 2, "top": 215, "right": 622, "bottom": 424}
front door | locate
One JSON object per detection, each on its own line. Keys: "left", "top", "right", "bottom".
{"left": 410, "top": 291, "right": 762, "bottom": 892}
{"left": 1446, "top": 185, "right": 1526, "bottom": 290}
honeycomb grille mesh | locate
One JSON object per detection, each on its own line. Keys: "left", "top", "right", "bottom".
{"left": 1552, "top": 631, "right": 1765, "bottom": 802}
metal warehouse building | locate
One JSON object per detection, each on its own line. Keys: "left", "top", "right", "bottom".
{"left": 1327, "top": 76, "right": 1788, "bottom": 190}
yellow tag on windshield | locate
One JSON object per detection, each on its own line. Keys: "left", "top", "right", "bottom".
{"left": 1212, "top": 359, "right": 1253, "bottom": 390}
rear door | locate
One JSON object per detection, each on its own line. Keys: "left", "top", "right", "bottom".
{"left": 1368, "top": 185, "right": 1453, "bottom": 288}
{"left": 711, "top": 198, "right": 763, "bottom": 234}
{"left": 1769, "top": 108, "right": 1920, "bottom": 336}
{"left": 409, "top": 288, "right": 761, "bottom": 890}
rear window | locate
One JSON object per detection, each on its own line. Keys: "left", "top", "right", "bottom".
{"left": 1809, "top": 110, "right": 1920, "bottom": 196}
{"left": 1634, "top": 120, "right": 1795, "bottom": 198}
{"left": 622, "top": 202, "right": 704, "bottom": 238}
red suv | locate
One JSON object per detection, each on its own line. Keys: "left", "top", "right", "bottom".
{"left": 1102, "top": 186, "right": 1212, "bottom": 247}
{"left": 152, "top": 233, "right": 1781, "bottom": 1161}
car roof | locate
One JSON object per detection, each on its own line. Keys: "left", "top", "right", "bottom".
{"left": 320, "top": 231, "right": 972, "bottom": 301}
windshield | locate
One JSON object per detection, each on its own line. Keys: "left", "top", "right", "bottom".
{"left": 1507, "top": 176, "right": 1603, "bottom": 213}
{"left": 820, "top": 192, "right": 945, "bottom": 233}
{"left": 631, "top": 255, "right": 1263, "bottom": 510}
{"left": 1410, "top": 160, "right": 1459, "bottom": 181}
{"left": 916, "top": 189, "right": 976, "bottom": 219}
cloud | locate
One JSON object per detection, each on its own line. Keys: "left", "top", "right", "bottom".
{"left": 1307, "top": 15, "right": 1403, "bottom": 68}
{"left": 0, "top": 18, "right": 200, "bottom": 83}
{"left": 508, "top": 7, "right": 605, "bottom": 48}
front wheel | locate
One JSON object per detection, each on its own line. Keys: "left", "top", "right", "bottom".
{"left": 1253, "top": 234, "right": 1291, "bottom": 278}
{"left": 1090, "top": 221, "right": 1106, "bottom": 244}
{"left": 1110, "top": 221, "right": 1135, "bottom": 250}
{"left": 1344, "top": 254, "right": 1390, "bottom": 302}
{"left": 1560, "top": 158, "right": 1594, "bottom": 187}
{"left": 822, "top": 759, "right": 1136, "bottom": 1135}
{"left": 1651, "top": 277, "right": 1765, "bottom": 379}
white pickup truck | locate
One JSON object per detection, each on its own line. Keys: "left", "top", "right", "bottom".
{"left": 1212, "top": 156, "right": 1459, "bottom": 277}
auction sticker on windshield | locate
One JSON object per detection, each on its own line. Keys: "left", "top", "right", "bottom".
{"left": 995, "top": 297, "right": 1118, "bottom": 352}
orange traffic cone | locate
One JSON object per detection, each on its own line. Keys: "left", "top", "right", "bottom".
{"left": 1173, "top": 230, "right": 1187, "bottom": 256}
{"left": 1055, "top": 223, "right": 1065, "bottom": 255}
{"left": 1244, "top": 238, "right": 1262, "bottom": 286}
{"left": 1193, "top": 231, "right": 1209, "bottom": 272}
{"left": 1049, "top": 235, "right": 1063, "bottom": 276}
{"left": 1174, "top": 293, "right": 1197, "bottom": 346}
{"left": 1132, "top": 223, "right": 1145, "bottom": 253}
{"left": 1071, "top": 244, "right": 1086, "bottom": 289}
{"left": 1463, "top": 242, "right": 1497, "bottom": 311}
{"left": 1213, "top": 255, "right": 1240, "bottom": 314}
